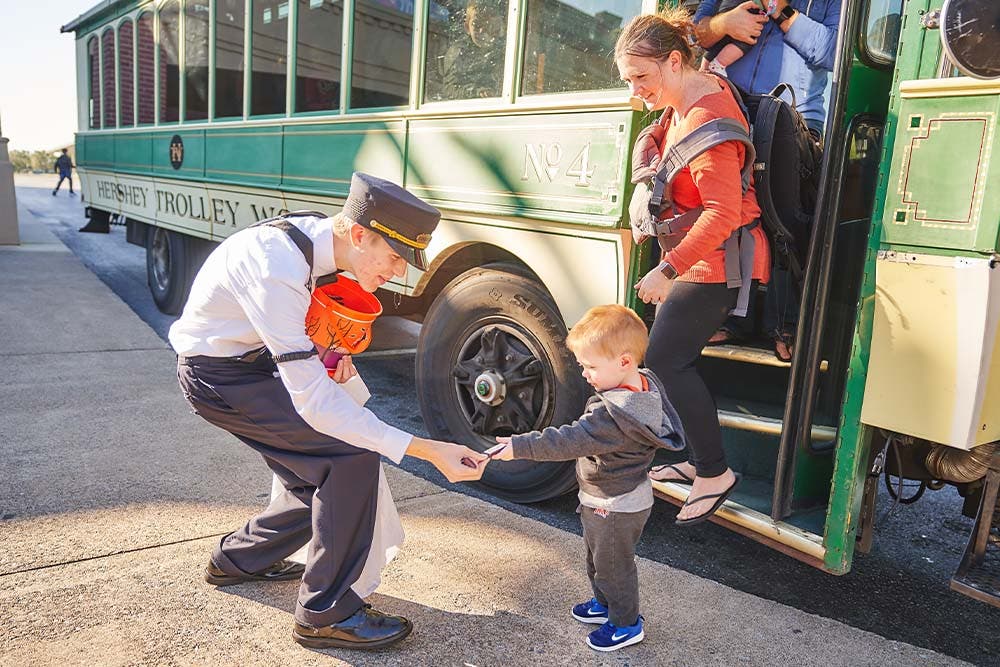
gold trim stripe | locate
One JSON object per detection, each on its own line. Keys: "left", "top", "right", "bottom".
{"left": 370, "top": 220, "right": 429, "bottom": 249}
{"left": 900, "top": 78, "right": 1000, "bottom": 98}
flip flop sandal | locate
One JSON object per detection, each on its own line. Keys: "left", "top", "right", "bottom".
{"left": 648, "top": 463, "right": 694, "bottom": 485}
{"left": 773, "top": 331, "right": 794, "bottom": 363}
{"left": 674, "top": 473, "right": 742, "bottom": 527}
{"left": 706, "top": 327, "right": 738, "bottom": 347}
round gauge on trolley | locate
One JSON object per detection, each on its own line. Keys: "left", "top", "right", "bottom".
{"left": 940, "top": 0, "right": 1000, "bottom": 79}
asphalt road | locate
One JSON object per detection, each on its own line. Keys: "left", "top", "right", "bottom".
{"left": 19, "top": 177, "right": 1000, "bottom": 666}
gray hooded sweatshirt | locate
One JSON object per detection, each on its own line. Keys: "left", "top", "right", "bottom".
{"left": 510, "top": 368, "right": 685, "bottom": 511}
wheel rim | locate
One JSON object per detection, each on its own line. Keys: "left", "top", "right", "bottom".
{"left": 452, "top": 321, "right": 555, "bottom": 441}
{"left": 150, "top": 228, "right": 171, "bottom": 293}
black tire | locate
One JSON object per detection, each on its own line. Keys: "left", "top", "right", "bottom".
{"left": 416, "top": 263, "right": 589, "bottom": 502}
{"left": 146, "top": 228, "right": 213, "bottom": 315}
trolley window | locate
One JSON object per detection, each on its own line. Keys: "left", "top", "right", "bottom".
{"left": 137, "top": 12, "right": 155, "bottom": 124}
{"left": 251, "top": 0, "right": 289, "bottom": 116}
{"left": 87, "top": 36, "right": 100, "bottom": 129}
{"left": 295, "top": 0, "right": 343, "bottom": 113}
{"left": 101, "top": 29, "right": 116, "bottom": 128}
{"left": 424, "top": 0, "right": 508, "bottom": 102}
{"left": 160, "top": 1, "right": 181, "bottom": 122}
{"left": 118, "top": 20, "right": 134, "bottom": 127}
{"left": 350, "top": 0, "right": 414, "bottom": 109}
{"left": 215, "top": 0, "right": 246, "bottom": 118}
{"left": 185, "top": 1, "right": 210, "bottom": 121}
{"left": 520, "top": 0, "right": 642, "bottom": 96}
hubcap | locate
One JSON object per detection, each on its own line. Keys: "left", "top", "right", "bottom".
{"left": 452, "top": 324, "right": 553, "bottom": 438}
{"left": 151, "top": 229, "right": 171, "bottom": 292}
{"left": 474, "top": 371, "right": 506, "bottom": 406}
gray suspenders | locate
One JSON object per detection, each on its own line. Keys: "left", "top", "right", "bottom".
{"left": 244, "top": 212, "right": 339, "bottom": 364}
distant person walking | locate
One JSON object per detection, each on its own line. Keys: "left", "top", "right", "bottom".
{"left": 53, "top": 149, "right": 74, "bottom": 196}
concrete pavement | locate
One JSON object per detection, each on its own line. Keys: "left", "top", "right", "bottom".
{"left": 0, "top": 192, "right": 968, "bottom": 666}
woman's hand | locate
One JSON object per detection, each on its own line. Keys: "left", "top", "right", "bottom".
{"left": 634, "top": 266, "right": 674, "bottom": 305}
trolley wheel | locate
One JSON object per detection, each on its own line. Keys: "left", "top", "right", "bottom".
{"left": 416, "top": 263, "right": 589, "bottom": 503}
{"left": 146, "top": 228, "right": 213, "bottom": 315}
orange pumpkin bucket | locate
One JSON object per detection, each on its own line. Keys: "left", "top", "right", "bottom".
{"left": 305, "top": 277, "right": 382, "bottom": 372}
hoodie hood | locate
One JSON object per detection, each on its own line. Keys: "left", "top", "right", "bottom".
{"left": 598, "top": 369, "right": 685, "bottom": 452}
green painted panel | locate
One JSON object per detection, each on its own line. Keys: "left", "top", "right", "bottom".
{"left": 82, "top": 134, "right": 116, "bottom": 169}
{"left": 282, "top": 121, "right": 405, "bottom": 196}
{"left": 881, "top": 93, "right": 1000, "bottom": 253}
{"left": 406, "top": 110, "right": 631, "bottom": 222}
{"left": 204, "top": 127, "right": 283, "bottom": 187}
{"left": 113, "top": 132, "right": 152, "bottom": 173}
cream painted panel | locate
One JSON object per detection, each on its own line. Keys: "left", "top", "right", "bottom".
{"left": 81, "top": 170, "right": 626, "bottom": 325}
{"left": 413, "top": 217, "right": 628, "bottom": 328}
{"left": 861, "top": 252, "right": 1000, "bottom": 449}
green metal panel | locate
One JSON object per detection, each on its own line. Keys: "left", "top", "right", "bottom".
{"left": 880, "top": 92, "right": 1000, "bottom": 253}
{"left": 84, "top": 133, "right": 117, "bottom": 169}
{"left": 204, "top": 126, "right": 282, "bottom": 187}
{"left": 113, "top": 132, "right": 153, "bottom": 173}
{"left": 405, "top": 110, "right": 630, "bottom": 222}
{"left": 282, "top": 121, "right": 406, "bottom": 196}
{"left": 824, "top": 0, "right": 940, "bottom": 573}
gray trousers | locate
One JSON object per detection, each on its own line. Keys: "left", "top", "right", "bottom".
{"left": 580, "top": 505, "right": 652, "bottom": 627}
{"left": 177, "top": 354, "right": 380, "bottom": 627}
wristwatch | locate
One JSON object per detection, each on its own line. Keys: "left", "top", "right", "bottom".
{"left": 772, "top": 4, "right": 796, "bottom": 25}
{"left": 658, "top": 260, "right": 679, "bottom": 280}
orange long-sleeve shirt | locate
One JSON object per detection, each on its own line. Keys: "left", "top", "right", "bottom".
{"left": 660, "top": 83, "right": 770, "bottom": 285}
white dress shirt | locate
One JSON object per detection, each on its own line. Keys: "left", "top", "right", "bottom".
{"left": 168, "top": 215, "right": 412, "bottom": 463}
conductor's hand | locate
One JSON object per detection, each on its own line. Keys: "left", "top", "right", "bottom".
{"left": 407, "top": 437, "right": 488, "bottom": 482}
{"left": 634, "top": 266, "right": 674, "bottom": 305}
{"left": 723, "top": 1, "right": 768, "bottom": 44}
{"left": 330, "top": 353, "right": 358, "bottom": 384}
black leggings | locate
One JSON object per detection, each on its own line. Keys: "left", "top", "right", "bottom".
{"left": 646, "top": 281, "right": 737, "bottom": 478}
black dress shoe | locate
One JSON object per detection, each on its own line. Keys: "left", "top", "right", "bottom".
{"left": 204, "top": 559, "right": 305, "bottom": 586}
{"left": 292, "top": 605, "right": 413, "bottom": 650}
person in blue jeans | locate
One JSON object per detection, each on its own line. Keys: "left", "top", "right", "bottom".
{"left": 492, "top": 305, "right": 686, "bottom": 652}
{"left": 52, "top": 148, "right": 74, "bottom": 196}
{"left": 690, "top": 0, "right": 839, "bottom": 363}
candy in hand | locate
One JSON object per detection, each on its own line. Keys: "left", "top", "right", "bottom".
{"left": 320, "top": 348, "right": 344, "bottom": 369}
{"left": 485, "top": 443, "right": 507, "bottom": 458}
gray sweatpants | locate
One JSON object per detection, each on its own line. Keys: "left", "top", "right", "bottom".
{"left": 177, "top": 353, "right": 380, "bottom": 627}
{"left": 580, "top": 505, "right": 652, "bottom": 627}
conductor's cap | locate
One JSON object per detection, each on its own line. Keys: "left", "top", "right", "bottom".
{"left": 343, "top": 172, "right": 441, "bottom": 271}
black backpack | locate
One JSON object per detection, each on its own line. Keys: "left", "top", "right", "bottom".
{"left": 739, "top": 82, "right": 823, "bottom": 280}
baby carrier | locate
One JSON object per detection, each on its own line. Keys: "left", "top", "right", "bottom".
{"left": 628, "top": 76, "right": 822, "bottom": 313}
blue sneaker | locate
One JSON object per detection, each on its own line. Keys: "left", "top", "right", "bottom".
{"left": 586, "top": 616, "right": 645, "bottom": 652}
{"left": 571, "top": 598, "right": 609, "bottom": 624}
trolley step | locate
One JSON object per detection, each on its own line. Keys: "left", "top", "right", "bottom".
{"left": 702, "top": 344, "right": 829, "bottom": 372}
{"left": 951, "top": 454, "right": 1000, "bottom": 608}
{"left": 718, "top": 408, "right": 837, "bottom": 444}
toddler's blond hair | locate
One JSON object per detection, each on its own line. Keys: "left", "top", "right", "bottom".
{"left": 566, "top": 304, "right": 648, "bottom": 364}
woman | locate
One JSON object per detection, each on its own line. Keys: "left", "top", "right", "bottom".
{"left": 616, "top": 8, "right": 769, "bottom": 525}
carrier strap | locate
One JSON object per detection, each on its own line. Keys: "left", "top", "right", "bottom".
{"left": 724, "top": 220, "right": 759, "bottom": 317}
{"left": 653, "top": 117, "right": 756, "bottom": 205}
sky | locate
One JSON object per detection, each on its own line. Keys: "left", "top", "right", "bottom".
{"left": 1, "top": 0, "right": 98, "bottom": 152}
